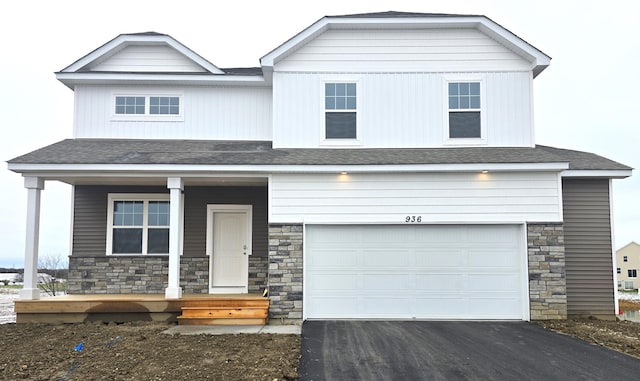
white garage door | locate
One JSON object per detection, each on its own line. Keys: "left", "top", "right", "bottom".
{"left": 305, "top": 225, "right": 525, "bottom": 320}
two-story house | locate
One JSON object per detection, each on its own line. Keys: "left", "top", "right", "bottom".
{"left": 617, "top": 242, "right": 640, "bottom": 290}
{"left": 8, "top": 12, "right": 631, "bottom": 322}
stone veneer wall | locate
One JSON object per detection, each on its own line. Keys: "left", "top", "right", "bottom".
{"left": 68, "top": 256, "right": 208, "bottom": 294}
{"left": 268, "top": 224, "right": 303, "bottom": 321}
{"left": 249, "top": 256, "right": 268, "bottom": 293}
{"left": 528, "top": 223, "right": 567, "bottom": 320}
{"left": 180, "top": 257, "right": 209, "bottom": 294}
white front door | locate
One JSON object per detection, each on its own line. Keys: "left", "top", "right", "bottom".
{"left": 206, "top": 205, "right": 252, "bottom": 293}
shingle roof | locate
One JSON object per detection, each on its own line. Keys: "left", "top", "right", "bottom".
{"left": 220, "top": 67, "right": 263, "bottom": 76}
{"left": 329, "top": 11, "right": 481, "bottom": 18}
{"left": 7, "top": 139, "right": 631, "bottom": 171}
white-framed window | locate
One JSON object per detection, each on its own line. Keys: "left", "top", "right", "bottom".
{"left": 444, "top": 77, "right": 486, "bottom": 145}
{"left": 112, "top": 93, "right": 184, "bottom": 121}
{"left": 628, "top": 269, "right": 637, "bottom": 278}
{"left": 624, "top": 280, "right": 634, "bottom": 290}
{"left": 617, "top": 267, "right": 621, "bottom": 274}
{"left": 624, "top": 255, "right": 628, "bottom": 262}
{"left": 106, "top": 194, "right": 170, "bottom": 255}
{"left": 324, "top": 82, "right": 357, "bottom": 140}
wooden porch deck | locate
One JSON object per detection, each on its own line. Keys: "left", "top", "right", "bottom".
{"left": 14, "top": 294, "right": 269, "bottom": 325}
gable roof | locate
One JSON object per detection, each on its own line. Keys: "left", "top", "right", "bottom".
{"left": 60, "top": 32, "right": 223, "bottom": 74}
{"left": 55, "top": 33, "right": 269, "bottom": 88}
{"left": 260, "top": 11, "right": 551, "bottom": 78}
{"left": 7, "top": 139, "right": 631, "bottom": 175}
{"left": 618, "top": 242, "right": 640, "bottom": 253}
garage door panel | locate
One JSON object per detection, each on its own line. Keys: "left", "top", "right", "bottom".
{"left": 308, "top": 250, "right": 359, "bottom": 267}
{"left": 414, "top": 298, "right": 467, "bottom": 316}
{"left": 465, "top": 298, "right": 521, "bottom": 318}
{"left": 415, "top": 249, "right": 465, "bottom": 267}
{"left": 366, "top": 250, "right": 412, "bottom": 267}
{"left": 362, "top": 297, "right": 412, "bottom": 315}
{"left": 308, "top": 297, "right": 359, "bottom": 317}
{"left": 306, "top": 225, "right": 524, "bottom": 320}
{"left": 362, "top": 273, "right": 411, "bottom": 290}
{"left": 468, "top": 274, "right": 520, "bottom": 291}
{"left": 468, "top": 249, "right": 518, "bottom": 267}
{"left": 307, "top": 273, "right": 358, "bottom": 290}
{"left": 416, "top": 273, "right": 462, "bottom": 291}
{"left": 468, "top": 225, "right": 519, "bottom": 243}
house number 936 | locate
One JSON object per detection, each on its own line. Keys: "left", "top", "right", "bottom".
{"left": 405, "top": 216, "right": 422, "bottom": 223}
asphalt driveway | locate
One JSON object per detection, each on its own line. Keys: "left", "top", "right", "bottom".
{"left": 299, "top": 321, "right": 640, "bottom": 380}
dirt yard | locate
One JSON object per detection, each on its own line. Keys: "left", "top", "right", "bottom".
{"left": 1, "top": 289, "right": 640, "bottom": 380}
{"left": 0, "top": 322, "right": 300, "bottom": 380}
{"left": 536, "top": 300, "right": 640, "bottom": 359}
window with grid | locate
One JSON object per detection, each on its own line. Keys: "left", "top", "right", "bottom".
{"left": 325, "top": 83, "right": 357, "bottom": 139}
{"left": 113, "top": 95, "right": 182, "bottom": 117}
{"left": 108, "top": 195, "right": 170, "bottom": 255}
{"left": 629, "top": 269, "right": 637, "bottom": 278}
{"left": 150, "top": 96, "right": 180, "bottom": 115}
{"left": 115, "top": 96, "right": 146, "bottom": 115}
{"left": 448, "top": 82, "right": 481, "bottom": 139}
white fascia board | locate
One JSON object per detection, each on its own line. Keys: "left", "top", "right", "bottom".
{"left": 475, "top": 19, "right": 550, "bottom": 77}
{"left": 260, "top": 15, "right": 550, "bottom": 74}
{"left": 561, "top": 169, "right": 633, "bottom": 179}
{"left": 55, "top": 72, "right": 267, "bottom": 89}
{"left": 8, "top": 162, "right": 569, "bottom": 176}
{"left": 62, "top": 34, "right": 224, "bottom": 74}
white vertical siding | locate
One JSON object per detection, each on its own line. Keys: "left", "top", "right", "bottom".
{"left": 74, "top": 85, "right": 272, "bottom": 140}
{"left": 270, "top": 172, "right": 562, "bottom": 224}
{"left": 275, "top": 29, "right": 532, "bottom": 73}
{"left": 273, "top": 72, "right": 533, "bottom": 148}
{"left": 90, "top": 45, "right": 206, "bottom": 72}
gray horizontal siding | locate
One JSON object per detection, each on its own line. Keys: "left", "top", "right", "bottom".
{"left": 183, "top": 186, "right": 268, "bottom": 258}
{"left": 562, "top": 178, "right": 615, "bottom": 317}
{"left": 73, "top": 185, "right": 267, "bottom": 258}
{"left": 72, "top": 185, "right": 168, "bottom": 257}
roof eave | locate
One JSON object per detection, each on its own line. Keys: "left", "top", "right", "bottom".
{"left": 7, "top": 162, "right": 570, "bottom": 176}
{"left": 561, "top": 169, "right": 633, "bottom": 179}
{"left": 55, "top": 72, "right": 268, "bottom": 89}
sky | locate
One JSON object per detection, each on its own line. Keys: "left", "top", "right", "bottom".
{"left": 0, "top": 0, "right": 638, "bottom": 268}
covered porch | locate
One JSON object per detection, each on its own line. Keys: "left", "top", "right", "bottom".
{"left": 14, "top": 170, "right": 273, "bottom": 323}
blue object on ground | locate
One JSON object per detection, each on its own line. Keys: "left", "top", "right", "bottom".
{"left": 73, "top": 342, "right": 84, "bottom": 352}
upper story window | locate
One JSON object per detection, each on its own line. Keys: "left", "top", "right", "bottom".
{"left": 324, "top": 82, "right": 357, "bottom": 140}
{"left": 629, "top": 269, "right": 637, "bottom": 278}
{"left": 106, "top": 194, "right": 170, "bottom": 255}
{"left": 150, "top": 96, "right": 180, "bottom": 115}
{"left": 444, "top": 78, "right": 486, "bottom": 145}
{"left": 115, "top": 96, "right": 146, "bottom": 115}
{"left": 112, "top": 93, "right": 183, "bottom": 121}
{"left": 448, "top": 82, "right": 481, "bottom": 138}
{"left": 624, "top": 256, "right": 628, "bottom": 262}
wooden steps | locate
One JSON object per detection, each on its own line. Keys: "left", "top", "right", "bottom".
{"left": 177, "top": 299, "right": 269, "bottom": 325}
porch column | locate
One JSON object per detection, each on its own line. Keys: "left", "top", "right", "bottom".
{"left": 165, "top": 177, "right": 184, "bottom": 299}
{"left": 20, "top": 177, "right": 44, "bottom": 300}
